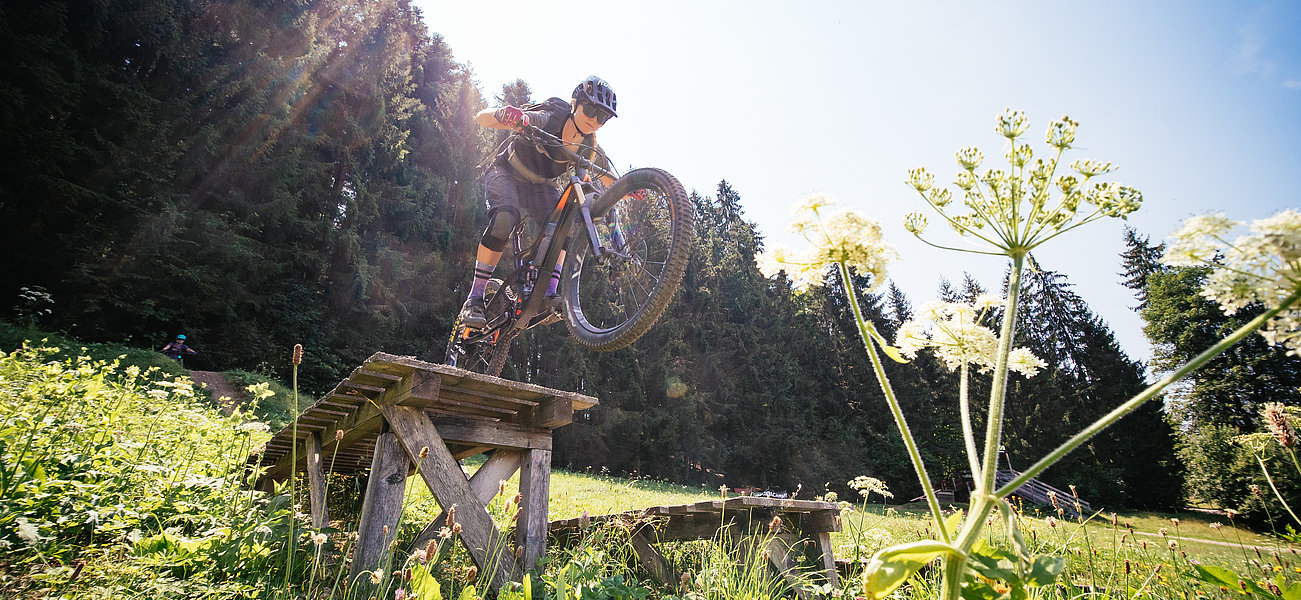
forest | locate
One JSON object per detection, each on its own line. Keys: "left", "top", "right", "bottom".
{"left": 2, "top": 0, "right": 1296, "bottom": 517}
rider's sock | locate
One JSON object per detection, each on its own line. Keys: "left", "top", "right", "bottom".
{"left": 469, "top": 261, "right": 495, "bottom": 300}
{"left": 545, "top": 266, "right": 562, "bottom": 296}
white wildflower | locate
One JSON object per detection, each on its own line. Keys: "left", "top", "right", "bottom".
{"left": 996, "top": 109, "right": 1028, "bottom": 139}
{"left": 1163, "top": 209, "right": 1301, "bottom": 355}
{"left": 895, "top": 300, "right": 1000, "bottom": 372}
{"left": 16, "top": 520, "right": 40, "bottom": 545}
{"left": 758, "top": 195, "right": 897, "bottom": 291}
{"left": 848, "top": 476, "right": 893, "bottom": 499}
{"left": 906, "top": 111, "right": 1140, "bottom": 256}
{"left": 236, "top": 421, "right": 271, "bottom": 433}
{"left": 1007, "top": 348, "right": 1048, "bottom": 377}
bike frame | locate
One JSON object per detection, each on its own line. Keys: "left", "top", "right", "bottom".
{"left": 459, "top": 126, "right": 621, "bottom": 346}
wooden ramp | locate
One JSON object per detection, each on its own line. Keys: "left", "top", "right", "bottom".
{"left": 550, "top": 497, "right": 842, "bottom": 597}
{"left": 249, "top": 352, "right": 597, "bottom": 591}
{"left": 995, "top": 469, "right": 1093, "bottom": 518}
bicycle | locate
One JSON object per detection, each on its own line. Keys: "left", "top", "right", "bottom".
{"left": 445, "top": 124, "right": 694, "bottom": 377}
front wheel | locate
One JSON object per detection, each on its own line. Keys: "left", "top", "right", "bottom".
{"left": 561, "top": 168, "right": 693, "bottom": 351}
{"left": 445, "top": 279, "right": 516, "bottom": 376}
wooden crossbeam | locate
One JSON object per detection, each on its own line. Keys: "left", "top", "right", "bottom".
{"left": 382, "top": 405, "right": 521, "bottom": 590}
{"left": 411, "top": 450, "right": 524, "bottom": 563}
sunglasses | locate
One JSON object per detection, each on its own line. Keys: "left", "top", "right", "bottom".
{"left": 581, "top": 103, "right": 613, "bottom": 125}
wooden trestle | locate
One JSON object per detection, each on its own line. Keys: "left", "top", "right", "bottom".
{"left": 549, "top": 497, "right": 842, "bottom": 597}
{"left": 249, "top": 352, "right": 597, "bottom": 591}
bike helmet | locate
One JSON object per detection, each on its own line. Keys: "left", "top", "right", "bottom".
{"left": 572, "top": 76, "right": 617, "bottom": 118}
{"left": 176, "top": 334, "right": 186, "bottom": 340}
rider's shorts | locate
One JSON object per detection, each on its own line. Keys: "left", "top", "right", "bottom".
{"left": 484, "top": 165, "right": 561, "bottom": 223}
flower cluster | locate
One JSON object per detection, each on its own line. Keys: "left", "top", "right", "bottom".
{"left": 1162, "top": 210, "right": 1301, "bottom": 355}
{"left": 757, "top": 194, "right": 898, "bottom": 290}
{"left": 904, "top": 110, "right": 1141, "bottom": 256}
{"left": 848, "top": 475, "right": 894, "bottom": 500}
{"left": 894, "top": 298, "right": 1046, "bottom": 376}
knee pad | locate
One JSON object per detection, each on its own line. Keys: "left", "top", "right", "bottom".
{"left": 481, "top": 207, "right": 520, "bottom": 252}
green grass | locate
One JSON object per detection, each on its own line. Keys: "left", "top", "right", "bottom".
{"left": 6, "top": 334, "right": 1301, "bottom": 599}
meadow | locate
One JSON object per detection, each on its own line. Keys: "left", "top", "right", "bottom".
{"left": 1, "top": 336, "right": 1297, "bottom": 600}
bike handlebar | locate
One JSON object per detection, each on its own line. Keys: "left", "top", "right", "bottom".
{"left": 514, "top": 124, "right": 618, "bottom": 182}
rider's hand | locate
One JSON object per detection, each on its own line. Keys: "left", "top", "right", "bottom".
{"left": 494, "top": 106, "right": 529, "bottom": 128}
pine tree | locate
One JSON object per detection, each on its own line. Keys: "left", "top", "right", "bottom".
{"left": 1002, "top": 255, "right": 1181, "bottom": 507}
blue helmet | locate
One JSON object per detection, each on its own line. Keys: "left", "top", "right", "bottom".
{"left": 176, "top": 334, "right": 186, "bottom": 340}
{"left": 572, "top": 76, "right": 617, "bottom": 118}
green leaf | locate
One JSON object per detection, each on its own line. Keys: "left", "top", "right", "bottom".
{"left": 1192, "top": 564, "right": 1242, "bottom": 587}
{"left": 457, "top": 584, "right": 478, "bottom": 600}
{"left": 959, "top": 579, "right": 1000, "bottom": 600}
{"left": 1024, "top": 555, "right": 1065, "bottom": 587}
{"left": 997, "top": 499, "right": 1030, "bottom": 562}
{"left": 1281, "top": 581, "right": 1301, "bottom": 600}
{"left": 862, "top": 540, "right": 962, "bottom": 599}
{"left": 968, "top": 541, "right": 1017, "bottom": 581}
{"left": 944, "top": 509, "right": 965, "bottom": 539}
{"left": 411, "top": 563, "right": 442, "bottom": 600}
{"left": 880, "top": 344, "right": 910, "bottom": 364}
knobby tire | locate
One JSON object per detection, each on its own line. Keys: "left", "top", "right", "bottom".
{"left": 561, "top": 168, "right": 693, "bottom": 351}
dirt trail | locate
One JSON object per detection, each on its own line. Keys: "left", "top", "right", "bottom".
{"left": 189, "top": 370, "right": 246, "bottom": 415}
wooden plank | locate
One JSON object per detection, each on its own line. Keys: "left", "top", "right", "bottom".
{"left": 305, "top": 431, "right": 329, "bottom": 530}
{"left": 259, "top": 369, "right": 422, "bottom": 484}
{"left": 452, "top": 447, "right": 494, "bottom": 461}
{"left": 813, "top": 531, "right": 840, "bottom": 587}
{"left": 528, "top": 397, "right": 574, "bottom": 429}
{"left": 341, "top": 381, "right": 387, "bottom": 394}
{"left": 517, "top": 448, "right": 551, "bottom": 571}
{"left": 368, "top": 352, "right": 598, "bottom": 410}
{"left": 382, "top": 405, "right": 521, "bottom": 590}
{"left": 433, "top": 415, "right": 552, "bottom": 451}
{"left": 427, "top": 397, "right": 520, "bottom": 420}
{"left": 438, "top": 387, "right": 540, "bottom": 410}
{"left": 629, "top": 530, "right": 680, "bottom": 590}
{"left": 762, "top": 534, "right": 815, "bottom": 600}
{"left": 348, "top": 432, "right": 407, "bottom": 585}
{"left": 411, "top": 450, "right": 524, "bottom": 562}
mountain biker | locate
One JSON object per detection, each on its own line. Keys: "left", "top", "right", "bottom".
{"left": 460, "top": 75, "right": 619, "bottom": 329}
{"left": 161, "top": 334, "right": 198, "bottom": 366}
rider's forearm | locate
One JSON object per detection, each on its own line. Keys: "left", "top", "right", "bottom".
{"left": 475, "top": 108, "right": 508, "bottom": 129}
{"left": 475, "top": 107, "right": 551, "bottom": 130}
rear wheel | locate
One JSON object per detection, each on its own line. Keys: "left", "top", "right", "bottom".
{"left": 561, "top": 168, "right": 693, "bottom": 351}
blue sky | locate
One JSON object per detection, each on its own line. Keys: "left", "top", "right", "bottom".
{"left": 414, "top": 0, "right": 1300, "bottom": 363}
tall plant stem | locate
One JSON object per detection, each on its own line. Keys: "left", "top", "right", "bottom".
{"left": 944, "top": 253, "right": 1027, "bottom": 600}
{"left": 978, "top": 253, "right": 1025, "bottom": 499}
{"left": 1256, "top": 454, "right": 1301, "bottom": 527}
{"left": 958, "top": 365, "right": 981, "bottom": 482}
{"left": 284, "top": 360, "right": 300, "bottom": 592}
{"left": 837, "top": 261, "right": 950, "bottom": 543}
{"left": 998, "top": 285, "right": 1301, "bottom": 496}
